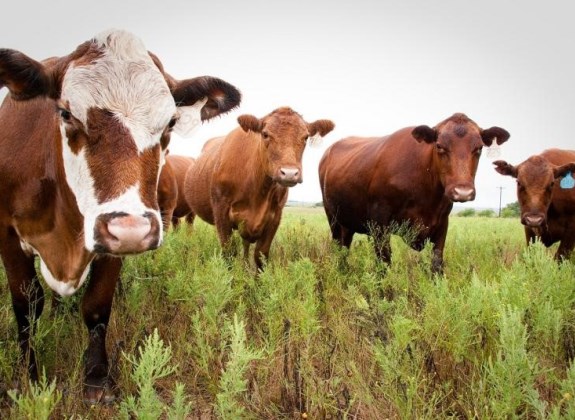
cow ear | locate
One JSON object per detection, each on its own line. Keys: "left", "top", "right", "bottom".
{"left": 171, "top": 76, "right": 241, "bottom": 121}
{"left": 412, "top": 125, "right": 437, "bottom": 143}
{"left": 554, "top": 163, "right": 575, "bottom": 179}
{"left": 0, "top": 49, "right": 55, "bottom": 100}
{"left": 493, "top": 160, "right": 518, "bottom": 178}
{"left": 308, "top": 119, "right": 335, "bottom": 137}
{"left": 482, "top": 126, "right": 510, "bottom": 146}
{"left": 238, "top": 114, "right": 263, "bottom": 133}
{"left": 169, "top": 76, "right": 241, "bottom": 138}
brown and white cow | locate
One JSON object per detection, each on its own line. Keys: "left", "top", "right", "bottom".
{"left": 184, "top": 107, "right": 334, "bottom": 270}
{"left": 319, "top": 113, "right": 510, "bottom": 273}
{"left": 0, "top": 30, "right": 240, "bottom": 403}
{"left": 493, "top": 149, "right": 575, "bottom": 260}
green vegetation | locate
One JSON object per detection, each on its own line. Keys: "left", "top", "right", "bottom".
{"left": 1, "top": 211, "right": 574, "bottom": 418}
{"left": 502, "top": 201, "right": 521, "bottom": 218}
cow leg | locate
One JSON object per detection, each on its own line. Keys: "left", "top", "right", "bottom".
{"left": 254, "top": 216, "right": 282, "bottom": 272}
{"left": 214, "top": 206, "right": 235, "bottom": 259}
{"left": 81, "top": 255, "right": 122, "bottom": 404}
{"left": 161, "top": 209, "right": 174, "bottom": 232}
{"left": 555, "top": 234, "right": 575, "bottom": 261}
{"left": 242, "top": 239, "right": 251, "bottom": 261}
{"left": 185, "top": 213, "right": 195, "bottom": 225}
{"left": 0, "top": 232, "right": 44, "bottom": 381}
{"left": 330, "top": 221, "right": 354, "bottom": 248}
{"left": 430, "top": 218, "right": 449, "bottom": 275}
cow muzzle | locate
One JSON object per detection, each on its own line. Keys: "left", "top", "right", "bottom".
{"left": 277, "top": 167, "right": 302, "bottom": 187}
{"left": 522, "top": 212, "right": 546, "bottom": 227}
{"left": 94, "top": 212, "right": 160, "bottom": 255}
{"left": 449, "top": 185, "right": 476, "bottom": 203}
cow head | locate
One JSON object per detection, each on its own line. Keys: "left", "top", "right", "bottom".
{"left": 412, "top": 113, "right": 510, "bottom": 202}
{"left": 0, "top": 29, "right": 241, "bottom": 255}
{"left": 238, "top": 107, "right": 334, "bottom": 186}
{"left": 494, "top": 156, "right": 575, "bottom": 227}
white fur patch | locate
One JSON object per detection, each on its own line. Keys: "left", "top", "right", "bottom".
{"left": 61, "top": 30, "right": 177, "bottom": 153}
{"left": 173, "top": 97, "right": 207, "bottom": 138}
{"left": 40, "top": 258, "right": 91, "bottom": 297}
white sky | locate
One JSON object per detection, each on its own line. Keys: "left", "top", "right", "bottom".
{"left": 2, "top": 0, "right": 573, "bottom": 209}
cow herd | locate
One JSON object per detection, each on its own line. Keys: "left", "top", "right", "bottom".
{"left": 0, "top": 30, "right": 574, "bottom": 404}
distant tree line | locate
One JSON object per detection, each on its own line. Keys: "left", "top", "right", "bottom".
{"left": 457, "top": 201, "right": 520, "bottom": 218}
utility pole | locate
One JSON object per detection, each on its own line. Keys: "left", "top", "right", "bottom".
{"left": 497, "top": 186, "right": 504, "bottom": 217}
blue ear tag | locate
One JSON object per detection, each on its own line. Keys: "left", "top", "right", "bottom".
{"left": 560, "top": 172, "right": 575, "bottom": 189}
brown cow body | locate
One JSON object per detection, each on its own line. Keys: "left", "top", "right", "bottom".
{"left": 0, "top": 30, "right": 240, "bottom": 402}
{"left": 184, "top": 107, "right": 334, "bottom": 270}
{"left": 158, "top": 156, "right": 179, "bottom": 230}
{"left": 157, "top": 154, "right": 196, "bottom": 229}
{"left": 494, "top": 149, "right": 575, "bottom": 260}
{"left": 319, "top": 113, "right": 510, "bottom": 273}
{"left": 168, "top": 155, "right": 197, "bottom": 227}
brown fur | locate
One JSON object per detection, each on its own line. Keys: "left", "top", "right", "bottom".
{"left": 184, "top": 108, "right": 334, "bottom": 270}
{"left": 157, "top": 154, "right": 196, "bottom": 229}
{"left": 493, "top": 149, "right": 575, "bottom": 260}
{"left": 319, "top": 113, "right": 510, "bottom": 274}
{"left": 0, "top": 34, "right": 241, "bottom": 403}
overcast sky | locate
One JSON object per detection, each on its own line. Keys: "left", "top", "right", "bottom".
{"left": 2, "top": 0, "right": 573, "bottom": 209}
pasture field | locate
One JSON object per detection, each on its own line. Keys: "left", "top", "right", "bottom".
{"left": 1, "top": 209, "right": 575, "bottom": 419}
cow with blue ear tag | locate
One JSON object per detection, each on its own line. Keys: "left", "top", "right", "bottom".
{"left": 494, "top": 148, "right": 575, "bottom": 261}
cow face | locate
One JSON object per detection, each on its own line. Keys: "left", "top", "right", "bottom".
{"left": 238, "top": 107, "right": 334, "bottom": 186}
{"left": 494, "top": 157, "right": 575, "bottom": 227}
{"left": 0, "top": 30, "right": 241, "bottom": 255}
{"left": 412, "top": 113, "right": 510, "bottom": 203}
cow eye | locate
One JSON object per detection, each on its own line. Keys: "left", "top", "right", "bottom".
{"left": 58, "top": 108, "right": 72, "bottom": 122}
{"left": 262, "top": 132, "right": 270, "bottom": 140}
{"left": 436, "top": 144, "right": 447, "bottom": 154}
{"left": 168, "top": 117, "right": 178, "bottom": 129}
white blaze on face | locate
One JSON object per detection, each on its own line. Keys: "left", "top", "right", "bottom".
{"left": 59, "top": 30, "right": 175, "bottom": 251}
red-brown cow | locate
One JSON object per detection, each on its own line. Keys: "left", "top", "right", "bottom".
{"left": 158, "top": 153, "right": 178, "bottom": 231}
{"left": 0, "top": 30, "right": 240, "bottom": 403}
{"left": 157, "top": 154, "right": 197, "bottom": 230}
{"left": 319, "top": 113, "right": 510, "bottom": 273}
{"left": 184, "top": 107, "right": 334, "bottom": 270}
{"left": 167, "top": 154, "right": 197, "bottom": 227}
{"left": 493, "top": 149, "right": 575, "bottom": 260}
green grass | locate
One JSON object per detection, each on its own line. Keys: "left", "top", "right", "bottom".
{"left": 1, "top": 210, "right": 575, "bottom": 418}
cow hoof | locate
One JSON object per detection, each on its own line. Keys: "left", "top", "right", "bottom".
{"left": 83, "top": 380, "right": 115, "bottom": 405}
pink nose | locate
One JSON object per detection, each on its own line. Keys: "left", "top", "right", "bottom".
{"left": 451, "top": 186, "right": 476, "bottom": 202}
{"left": 94, "top": 212, "right": 160, "bottom": 254}
{"left": 522, "top": 213, "right": 545, "bottom": 227}
{"left": 278, "top": 167, "right": 301, "bottom": 186}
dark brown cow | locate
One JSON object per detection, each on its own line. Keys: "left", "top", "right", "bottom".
{"left": 0, "top": 30, "right": 240, "bottom": 403}
{"left": 493, "top": 149, "right": 575, "bottom": 260}
{"left": 184, "top": 107, "right": 334, "bottom": 270}
{"left": 319, "top": 113, "right": 510, "bottom": 273}
{"left": 167, "top": 154, "right": 197, "bottom": 227}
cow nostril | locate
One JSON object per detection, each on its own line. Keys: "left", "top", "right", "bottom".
{"left": 280, "top": 168, "right": 299, "bottom": 179}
